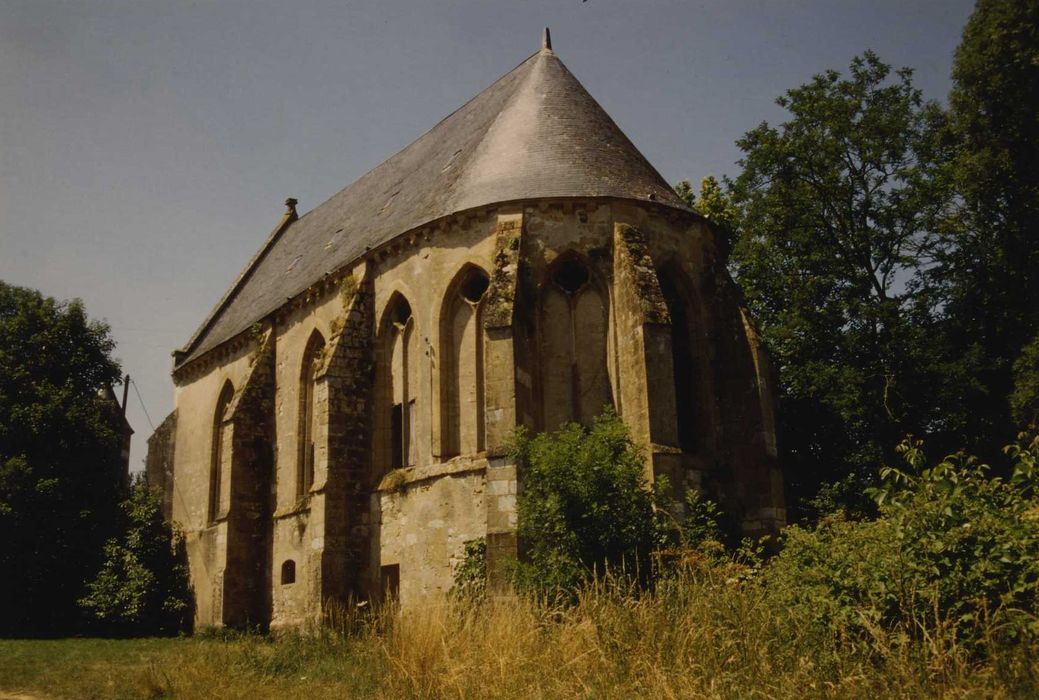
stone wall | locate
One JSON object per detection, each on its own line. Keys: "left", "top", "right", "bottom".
{"left": 317, "top": 267, "right": 375, "bottom": 605}
{"left": 145, "top": 410, "right": 177, "bottom": 521}
{"left": 222, "top": 333, "right": 276, "bottom": 628}
{"left": 169, "top": 336, "right": 262, "bottom": 627}
{"left": 376, "top": 456, "right": 489, "bottom": 604}
{"left": 167, "top": 197, "right": 785, "bottom": 630}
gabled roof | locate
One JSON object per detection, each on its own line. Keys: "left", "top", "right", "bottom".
{"left": 176, "top": 38, "right": 689, "bottom": 368}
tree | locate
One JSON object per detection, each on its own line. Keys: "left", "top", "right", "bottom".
{"left": 675, "top": 176, "right": 740, "bottom": 247}
{"left": 80, "top": 478, "right": 192, "bottom": 635}
{"left": 925, "top": 0, "right": 1039, "bottom": 449}
{"left": 725, "top": 52, "right": 950, "bottom": 516}
{"left": 510, "top": 410, "right": 663, "bottom": 596}
{"left": 0, "top": 282, "right": 125, "bottom": 635}
{"left": 1011, "top": 334, "right": 1039, "bottom": 428}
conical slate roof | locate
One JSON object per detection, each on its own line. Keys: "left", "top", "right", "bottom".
{"left": 177, "top": 39, "right": 689, "bottom": 368}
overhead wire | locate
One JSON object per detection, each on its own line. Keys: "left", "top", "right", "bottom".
{"left": 129, "top": 377, "right": 156, "bottom": 432}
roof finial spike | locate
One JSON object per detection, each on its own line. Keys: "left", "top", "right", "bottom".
{"left": 542, "top": 27, "right": 552, "bottom": 52}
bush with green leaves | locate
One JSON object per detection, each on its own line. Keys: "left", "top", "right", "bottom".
{"left": 510, "top": 410, "right": 665, "bottom": 596}
{"left": 451, "top": 538, "right": 487, "bottom": 600}
{"left": 80, "top": 478, "right": 193, "bottom": 635}
{"left": 763, "top": 431, "right": 1039, "bottom": 649}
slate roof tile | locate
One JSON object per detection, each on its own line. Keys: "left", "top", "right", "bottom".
{"left": 177, "top": 45, "right": 689, "bottom": 368}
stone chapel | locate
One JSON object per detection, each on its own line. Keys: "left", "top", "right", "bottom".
{"left": 148, "top": 31, "right": 786, "bottom": 631}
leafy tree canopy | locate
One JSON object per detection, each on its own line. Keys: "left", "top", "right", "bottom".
{"left": 922, "top": 0, "right": 1039, "bottom": 451}
{"left": 685, "top": 3, "right": 1039, "bottom": 517}
{"left": 1011, "top": 334, "right": 1039, "bottom": 428}
{"left": 720, "top": 52, "right": 949, "bottom": 515}
{"left": 0, "top": 281, "right": 126, "bottom": 635}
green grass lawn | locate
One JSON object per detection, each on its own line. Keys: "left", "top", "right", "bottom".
{"left": 2, "top": 638, "right": 177, "bottom": 699}
{"left": 0, "top": 636, "right": 384, "bottom": 700}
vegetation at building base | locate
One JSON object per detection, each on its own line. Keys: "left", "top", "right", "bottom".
{"left": 450, "top": 538, "right": 488, "bottom": 600}
{"left": 508, "top": 410, "right": 665, "bottom": 597}
{"left": 7, "top": 421, "right": 1038, "bottom": 698}
{"left": 4, "top": 466, "right": 1038, "bottom": 699}
{"left": 80, "top": 478, "right": 194, "bottom": 636}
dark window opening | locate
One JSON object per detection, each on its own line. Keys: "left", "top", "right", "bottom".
{"left": 391, "top": 403, "right": 404, "bottom": 468}
{"left": 392, "top": 298, "right": 413, "bottom": 326}
{"left": 381, "top": 564, "right": 400, "bottom": 600}
{"left": 407, "top": 399, "right": 417, "bottom": 466}
{"left": 298, "top": 331, "right": 325, "bottom": 498}
{"left": 553, "top": 258, "right": 589, "bottom": 294}
{"left": 659, "top": 273, "right": 697, "bottom": 452}
{"left": 209, "top": 380, "right": 235, "bottom": 523}
{"left": 460, "top": 269, "right": 490, "bottom": 303}
{"left": 281, "top": 560, "right": 296, "bottom": 585}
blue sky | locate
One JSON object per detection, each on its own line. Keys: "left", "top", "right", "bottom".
{"left": 0, "top": 0, "right": 975, "bottom": 469}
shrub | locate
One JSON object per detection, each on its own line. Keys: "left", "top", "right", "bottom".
{"left": 451, "top": 538, "right": 487, "bottom": 600}
{"left": 764, "top": 431, "right": 1039, "bottom": 649}
{"left": 510, "top": 410, "right": 662, "bottom": 596}
{"left": 80, "top": 478, "right": 193, "bottom": 635}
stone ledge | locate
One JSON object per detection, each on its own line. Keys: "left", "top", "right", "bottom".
{"left": 376, "top": 454, "right": 489, "bottom": 493}
{"left": 648, "top": 442, "right": 683, "bottom": 456}
{"left": 273, "top": 497, "right": 312, "bottom": 520}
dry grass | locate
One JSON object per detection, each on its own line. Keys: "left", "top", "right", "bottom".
{"left": 2, "top": 576, "right": 1036, "bottom": 699}
{"left": 376, "top": 579, "right": 1036, "bottom": 699}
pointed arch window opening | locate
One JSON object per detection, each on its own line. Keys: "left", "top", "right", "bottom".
{"left": 386, "top": 297, "right": 416, "bottom": 470}
{"left": 441, "top": 266, "right": 490, "bottom": 459}
{"left": 298, "top": 331, "right": 326, "bottom": 498}
{"left": 209, "top": 380, "right": 235, "bottom": 524}
{"left": 540, "top": 256, "right": 612, "bottom": 430}
{"left": 658, "top": 265, "right": 707, "bottom": 454}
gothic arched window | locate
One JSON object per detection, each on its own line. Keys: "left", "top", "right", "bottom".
{"left": 657, "top": 262, "right": 714, "bottom": 453}
{"left": 209, "top": 379, "right": 235, "bottom": 523}
{"left": 540, "top": 256, "right": 612, "bottom": 430}
{"left": 440, "top": 265, "right": 490, "bottom": 458}
{"left": 378, "top": 293, "right": 418, "bottom": 470}
{"left": 297, "top": 330, "right": 326, "bottom": 497}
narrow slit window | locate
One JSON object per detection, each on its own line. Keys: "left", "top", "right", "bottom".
{"left": 406, "top": 398, "right": 417, "bottom": 466}
{"left": 381, "top": 564, "right": 400, "bottom": 599}
{"left": 391, "top": 403, "right": 404, "bottom": 469}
